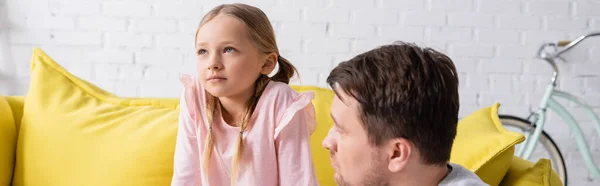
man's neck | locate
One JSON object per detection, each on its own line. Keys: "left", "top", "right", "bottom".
{"left": 390, "top": 163, "right": 449, "bottom": 186}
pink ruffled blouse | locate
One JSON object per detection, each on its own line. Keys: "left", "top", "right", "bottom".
{"left": 171, "top": 74, "right": 319, "bottom": 186}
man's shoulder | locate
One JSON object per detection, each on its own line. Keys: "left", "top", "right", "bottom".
{"left": 439, "top": 163, "right": 489, "bottom": 186}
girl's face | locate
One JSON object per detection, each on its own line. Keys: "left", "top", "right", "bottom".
{"left": 195, "top": 14, "right": 276, "bottom": 99}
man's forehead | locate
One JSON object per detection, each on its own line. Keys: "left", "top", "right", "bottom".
{"left": 332, "top": 84, "right": 357, "bottom": 107}
{"left": 331, "top": 85, "right": 366, "bottom": 133}
{"left": 331, "top": 86, "right": 360, "bottom": 118}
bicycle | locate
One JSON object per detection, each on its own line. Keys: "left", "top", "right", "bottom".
{"left": 498, "top": 31, "right": 600, "bottom": 186}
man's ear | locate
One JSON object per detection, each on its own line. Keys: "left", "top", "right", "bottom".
{"left": 387, "top": 138, "right": 411, "bottom": 172}
{"left": 261, "top": 52, "right": 277, "bottom": 75}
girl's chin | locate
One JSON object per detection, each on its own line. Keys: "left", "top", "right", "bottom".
{"left": 205, "top": 86, "right": 238, "bottom": 98}
{"left": 205, "top": 89, "right": 227, "bottom": 98}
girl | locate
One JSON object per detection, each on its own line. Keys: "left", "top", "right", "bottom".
{"left": 171, "top": 3, "right": 319, "bottom": 186}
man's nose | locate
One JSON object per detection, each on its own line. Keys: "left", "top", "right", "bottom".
{"left": 322, "top": 126, "right": 337, "bottom": 152}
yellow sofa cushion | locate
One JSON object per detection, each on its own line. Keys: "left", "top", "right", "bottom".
{"left": 450, "top": 103, "right": 526, "bottom": 186}
{"left": 500, "top": 157, "right": 563, "bottom": 186}
{"left": 12, "top": 48, "right": 180, "bottom": 186}
{"left": 0, "top": 95, "right": 17, "bottom": 185}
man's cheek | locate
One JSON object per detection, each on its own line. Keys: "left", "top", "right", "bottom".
{"left": 339, "top": 144, "right": 355, "bottom": 169}
{"left": 342, "top": 143, "right": 360, "bottom": 162}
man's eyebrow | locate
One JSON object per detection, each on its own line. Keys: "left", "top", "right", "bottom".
{"left": 330, "top": 113, "right": 344, "bottom": 131}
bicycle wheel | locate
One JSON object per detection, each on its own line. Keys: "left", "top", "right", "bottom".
{"left": 499, "top": 115, "right": 568, "bottom": 186}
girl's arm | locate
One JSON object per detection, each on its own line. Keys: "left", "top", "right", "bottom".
{"left": 275, "top": 103, "right": 319, "bottom": 186}
{"left": 171, "top": 94, "right": 202, "bottom": 186}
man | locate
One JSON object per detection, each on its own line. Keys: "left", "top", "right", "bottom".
{"left": 322, "top": 42, "right": 488, "bottom": 186}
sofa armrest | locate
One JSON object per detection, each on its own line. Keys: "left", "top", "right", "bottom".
{"left": 5, "top": 96, "right": 24, "bottom": 132}
{"left": 0, "top": 95, "right": 17, "bottom": 185}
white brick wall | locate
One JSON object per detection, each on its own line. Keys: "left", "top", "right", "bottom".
{"left": 0, "top": 0, "right": 599, "bottom": 185}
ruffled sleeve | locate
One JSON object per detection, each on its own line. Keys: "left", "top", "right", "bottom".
{"left": 273, "top": 92, "right": 316, "bottom": 139}
{"left": 178, "top": 74, "right": 210, "bottom": 130}
{"left": 273, "top": 91, "right": 319, "bottom": 186}
{"left": 171, "top": 74, "right": 202, "bottom": 186}
{"left": 172, "top": 73, "right": 216, "bottom": 186}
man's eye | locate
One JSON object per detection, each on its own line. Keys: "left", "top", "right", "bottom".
{"left": 334, "top": 125, "right": 343, "bottom": 134}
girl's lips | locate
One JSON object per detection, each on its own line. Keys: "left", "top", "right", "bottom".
{"left": 208, "top": 79, "right": 225, "bottom": 82}
{"left": 207, "top": 76, "right": 227, "bottom": 82}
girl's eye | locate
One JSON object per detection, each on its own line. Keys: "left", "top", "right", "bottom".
{"left": 224, "top": 47, "right": 236, "bottom": 53}
{"left": 197, "top": 49, "right": 207, "bottom": 55}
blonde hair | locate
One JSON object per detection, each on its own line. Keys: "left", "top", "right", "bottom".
{"left": 195, "top": 3, "right": 298, "bottom": 185}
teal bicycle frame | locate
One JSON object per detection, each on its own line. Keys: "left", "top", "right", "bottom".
{"left": 515, "top": 32, "right": 600, "bottom": 181}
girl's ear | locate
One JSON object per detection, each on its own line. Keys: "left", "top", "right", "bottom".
{"left": 261, "top": 52, "right": 277, "bottom": 75}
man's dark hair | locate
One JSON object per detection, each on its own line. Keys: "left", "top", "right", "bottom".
{"left": 327, "top": 41, "right": 460, "bottom": 165}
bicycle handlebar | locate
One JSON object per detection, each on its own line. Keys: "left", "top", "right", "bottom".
{"left": 554, "top": 32, "right": 600, "bottom": 57}
{"left": 537, "top": 31, "right": 600, "bottom": 86}
{"left": 557, "top": 40, "right": 571, "bottom": 47}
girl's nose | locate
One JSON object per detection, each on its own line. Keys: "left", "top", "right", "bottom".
{"left": 207, "top": 55, "right": 223, "bottom": 70}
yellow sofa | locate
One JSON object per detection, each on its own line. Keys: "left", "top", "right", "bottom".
{"left": 0, "top": 48, "right": 562, "bottom": 186}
